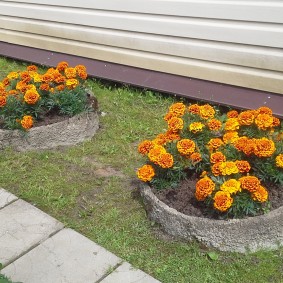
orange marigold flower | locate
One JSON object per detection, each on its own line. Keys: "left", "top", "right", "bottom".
{"left": 272, "top": 117, "right": 280, "bottom": 127}
{"left": 207, "top": 118, "right": 222, "bottom": 131}
{"left": 66, "top": 79, "right": 79, "bottom": 89}
{"left": 56, "top": 61, "right": 69, "bottom": 72}
{"left": 255, "top": 114, "right": 273, "bottom": 130}
{"left": 177, "top": 139, "right": 196, "bottom": 155}
{"left": 220, "top": 179, "right": 241, "bottom": 194}
{"left": 8, "top": 90, "right": 18, "bottom": 96}
{"left": 234, "top": 136, "right": 248, "bottom": 151}
{"left": 225, "top": 118, "right": 240, "bottom": 131}
{"left": 195, "top": 177, "right": 215, "bottom": 201}
{"left": 39, "top": 83, "right": 50, "bottom": 91}
{"left": 0, "top": 95, "right": 7, "bottom": 107}
{"left": 137, "top": 165, "right": 155, "bottom": 182}
{"left": 190, "top": 152, "right": 202, "bottom": 163}
{"left": 211, "top": 162, "right": 222, "bottom": 176}
{"left": 54, "top": 74, "right": 66, "bottom": 84}
{"left": 20, "top": 71, "right": 31, "bottom": 83}
{"left": 213, "top": 191, "right": 233, "bottom": 212}
{"left": 27, "top": 65, "right": 38, "bottom": 72}
{"left": 219, "top": 161, "right": 239, "bottom": 176}
{"left": 239, "top": 176, "right": 260, "bottom": 193}
{"left": 164, "top": 112, "right": 177, "bottom": 122}
{"left": 75, "top": 65, "right": 88, "bottom": 80}
{"left": 167, "top": 117, "right": 184, "bottom": 132}
{"left": 56, "top": 84, "right": 65, "bottom": 91}
{"left": 7, "top": 71, "right": 19, "bottom": 80}
{"left": 275, "top": 154, "right": 283, "bottom": 168}
{"left": 41, "top": 73, "right": 53, "bottom": 83}
{"left": 235, "top": 160, "right": 251, "bottom": 173}
{"left": 148, "top": 145, "right": 166, "bottom": 164}
{"left": 254, "top": 138, "right": 275, "bottom": 158}
{"left": 210, "top": 152, "right": 226, "bottom": 164}
{"left": 257, "top": 106, "right": 273, "bottom": 116}
{"left": 138, "top": 140, "right": 154, "bottom": 155}
{"left": 24, "top": 89, "right": 40, "bottom": 104}
{"left": 223, "top": 131, "right": 239, "bottom": 145}
{"left": 164, "top": 130, "right": 181, "bottom": 142}
{"left": 156, "top": 152, "right": 174, "bottom": 168}
{"left": 20, "top": 115, "right": 33, "bottom": 130}
{"left": 238, "top": 110, "right": 255, "bottom": 126}
{"left": 199, "top": 104, "right": 215, "bottom": 120}
{"left": 65, "top": 67, "right": 77, "bottom": 79}
{"left": 227, "top": 110, "right": 239, "bottom": 118}
{"left": 189, "top": 122, "right": 205, "bottom": 133}
{"left": 169, "top": 102, "right": 186, "bottom": 116}
{"left": 2, "top": 78, "right": 10, "bottom": 87}
{"left": 251, "top": 186, "right": 268, "bottom": 203}
{"left": 188, "top": 104, "right": 200, "bottom": 115}
{"left": 153, "top": 133, "right": 167, "bottom": 145}
{"left": 207, "top": 138, "right": 224, "bottom": 152}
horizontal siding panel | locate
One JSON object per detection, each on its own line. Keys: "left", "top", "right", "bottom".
{"left": 1, "top": 29, "right": 283, "bottom": 94}
{"left": 1, "top": 0, "right": 283, "bottom": 23}
{"left": 0, "top": 2, "right": 283, "bottom": 48}
{"left": 1, "top": 16, "right": 283, "bottom": 72}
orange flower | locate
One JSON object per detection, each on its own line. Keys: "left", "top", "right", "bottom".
{"left": 54, "top": 74, "right": 66, "bottom": 84}
{"left": 223, "top": 131, "right": 239, "bottom": 145}
{"left": 225, "top": 118, "right": 240, "bottom": 131}
{"left": 235, "top": 160, "right": 251, "bottom": 173}
{"left": 56, "top": 61, "right": 69, "bottom": 72}
{"left": 239, "top": 176, "right": 260, "bottom": 193}
{"left": 207, "top": 118, "right": 222, "bottom": 131}
{"left": 213, "top": 191, "right": 233, "bottom": 212}
{"left": 195, "top": 177, "right": 215, "bottom": 201}
{"left": 256, "top": 106, "right": 273, "bottom": 116}
{"left": 65, "top": 67, "right": 77, "bottom": 79}
{"left": 188, "top": 104, "right": 200, "bottom": 115}
{"left": 157, "top": 153, "right": 174, "bottom": 168}
{"left": 254, "top": 138, "right": 275, "bottom": 158}
{"left": 211, "top": 162, "right": 222, "bottom": 176}
{"left": 251, "top": 186, "right": 268, "bottom": 203}
{"left": 238, "top": 110, "right": 255, "bottom": 126}
{"left": 219, "top": 161, "right": 239, "bottom": 175}
{"left": 148, "top": 145, "right": 166, "bottom": 164}
{"left": 2, "top": 77, "right": 10, "bottom": 87}
{"left": 207, "top": 138, "right": 224, "bottom": 152}
{"left": 189, "top": 122, "right": 205, "bottom": 133}
{"left": 164, "top": 112, "right": 177, "bottom": 122}
{"left": 234, "top": 136, "right": 248, "bottom": 151}
{"left": 164, "top": 130, "right": 180, "bottom": 142}
{"left": 272, "top": 117, "right": 280, "bottom": 127}
{"left": 199, "top": 104, "right": 215, "bottom": 119}
{"left": 190, "top": 152, "right": 202, "bottom": 163}
{"left": 56, "top": 84, "right": 65, "bottom": 91}
{"left": 39, "top": 83, "right": 50, "bottom": 91}
{"left": 27, "top": 65, "right": 38, "bottom": 72}
{"left": 75, "top": 65, "right": 87, "bottom": 79}
{"left": 20, "top": 115, "right": 33, "bottom": 130}
{"left": 169, "top": 102, "right": 186, "bottom": 116}
{"left": 255, "top": 114, "right": 273, "bottom": 130}
{"left": 20, "top": 71, "right": 31, "bottom": 83}
{"left": 210, "top": 152, "right": 226, "bottom": 163}
{"left": 167, "top": 117, "right": 184, "bottom": 132}
{"left": 138, "top": 140, "right": 154, "bottom": 155}
{"left": 177, "top": 139, "right": 196, "bottom": 155}
{"left": 42, "top": 73, "right": 53, "bottom": 83}
{"left": 227, "top": 110, "right": 238, "bottom": 118}
{"left": 66, "top": 79, "right": 79, "bottom": 89}
{"left": 137, "top": 165, "right": 155, "bottom": 182}
{"left": 0, "top": 95, "right": 6, "bottom": 107}
{"left": 220, "top": 179, "right": 241, "bottom": 194}
{"left": 16, "top": 81, "right": 29, "bottom": 93}
{"left": 275, "top": 154, "right": 283, "bottom": 168}
{"left": 153, "top": 133, "right": 167, "bottom": 145}
{"left": 24, "top": 90, "right": 40, "bottom": 104}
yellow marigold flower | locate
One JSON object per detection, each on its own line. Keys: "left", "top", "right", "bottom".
{"left": 137, "top": 165, "right": 155, "bottom": 182}
{"left": 223, "top": 131, "right": 239, "bottom": 145}
{"left": 148, "top": 145, "right": 166, "bottom": 164}
{"left": 254, "top": 138, "right": 275, "bottom": 158}
{"left": 207, "top": 138, "right": 224, "bottom": 152}
{"left": 189, "top": 122, "right": 205, "bottom": 133}
{"left": 7, "top": 71, "right": 19, "bottom": 80}
{"left": 251, "top": 185, "right": 268, "bottom": 203}
{"left": 177, "top": 139, "right": 196, "bottom": 155}
{"left": 219, "top": 161, "right": 239, "bottom": 176}
{"left": 24, "top": 90, "right": 40, "bottom": 104}
{"left": 0, "top": 95, "right": 7, "bottom": 107}
{"left": 199, "top": 104, "right": 215, "bottom": 120}
{"left": 225, "top": 118, "right": 240, "bottom": 131}
{"left": 66, "top": 79, "right": 79, "bottom": 89}
{"left": 211, "top": 162, "right": 222, "bottom": 176}
{"left": 138, "top": 140, "right": 154, "bottom": 155}
{"left": 169, "top": 102, "right": 186, "bottom": 117}
{"left": 156, "top": 153, "right": 174, "bottom": 168}
{"left": 207, "top": 118, "right": 222, "bottom": 131}
{"left": 190, "top": 152, "right": 202, "bottom": 163}
{"left": 238, "top": 110, "right": 255, "bottom": 126}
{"left": 210, "top": 152, "right": 226, "bottom": 164}
{"left": 20, "top": 115, "right": 33, "bottom": 130}
{"left": 257, "top": 106, "right": 273, "bottom": 116}
{"left": 65, "top": 67, "right": 77, "bottom": 79}
{"left": 213, "top": 191, "right": 233, "bottom": 212}
{"left": 220, "top": 179, "right": 241, "bottom": 194}
{"left": 188, "top": 104, "right": 200, "bottom": 115}
{"left": 275, "top": 154, "right": 283, "bottom": 168}
{"left": 195, "top": 177, "right": 215, "bottom": 201}
{"left": 167, "top": 117, "right": 184, "bottom": 132}
{"left": 31, "top": 72, "right": 42, "bottom": 83}
{"left": 239, "top": 176, "right": 260, "bottom": 193}
{"left": 255, "top": 114, "right": 273, "bottom": 130}
{"left": 235, "top": 160, "right": 251, "bottom": 173}
{"left": 227, "top": 110, "right": 239, "bottom": 118}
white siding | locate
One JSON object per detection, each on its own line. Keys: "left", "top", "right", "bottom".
{"left": 0, "top": 0, "right": 283, "bottom": 94}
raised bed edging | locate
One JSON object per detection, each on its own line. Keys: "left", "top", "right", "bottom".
{"left": 139, "top": 183, "right": 283, "bottom": 253}
{"left": 0, "top": 111, "right": 99, "bottom": 151}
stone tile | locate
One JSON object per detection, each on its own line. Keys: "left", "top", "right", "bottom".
{"left": 101, "top": 262, "right": 161, "bottom": 283}
{"left": 0, "top": 199, "right": 63, "bottom": 266}
{"left": 0, "top": 188, "right": 18, "bottom": 209}
{"left": 2, "top": 228, "right": 121, "bottom": 283}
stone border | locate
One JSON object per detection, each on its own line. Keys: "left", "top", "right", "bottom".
{"left": 139, "top": 183, "right": 283, "bottom": 253}
{"left": 0, "top": 111, "right": 99, "bottom": 151}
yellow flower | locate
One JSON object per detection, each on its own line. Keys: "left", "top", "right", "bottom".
{"left": 7, "top": 71, "right": 19, "bottom": 80}
{"left": 223, "top": 131, "right": 239, "bottom": 145}
{"left": 225, "top": 118, "right": 240, "bottom": 131}
{"left": 227, "top": 110, "right": 238, "bottom": 118}
{"left": 219, "top": 161, "right": 239, "bottom": 176}
{"left": 66, "top": 79, "right": 79, "bottom": 89}
{"left": 137, "top": 165, "right": 155, "bottom": 182}
{"left": 188, "top": 104, "right": 200, "bottom": 115}
{"left": 275, "top": 154, "right": 283, "bottom": 168}
{"left": 220, "top": 179, "right": 241, "bottom": 194}
{"left": 213, "top": 191, "right": 233, "bottom": 212}
{"left": 189, "top": 122, "right": 205, "bottom": 133}
{"left": 65, "top": 67, "right": 77, "bottom": 79}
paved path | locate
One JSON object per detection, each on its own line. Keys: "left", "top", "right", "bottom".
{"left": 0, "top": 188, "right": 161, "bottom": 283}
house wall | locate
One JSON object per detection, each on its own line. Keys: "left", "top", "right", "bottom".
{"left": 0, "top": 0, "right": 283, "bottom": 94}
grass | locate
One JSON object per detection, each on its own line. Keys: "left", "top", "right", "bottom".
{"left": 0, "top": 56, "right": 283, "bottom": 283}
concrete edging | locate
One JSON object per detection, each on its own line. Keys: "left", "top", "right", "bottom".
{"left": 0, "top": 111, "right": 99, "bottom": 151}
{"left": 139, "top": 183, "right": 283, "bottom": 253}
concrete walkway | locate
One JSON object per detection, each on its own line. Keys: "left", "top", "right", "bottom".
{"left": 0, "top": 188, "right": 161, "bottom": 283}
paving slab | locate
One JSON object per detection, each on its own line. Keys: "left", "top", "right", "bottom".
{"left": 0, "top": 199, "right": 63, "bottom": 266}
{"left": 2, "top": 228, "right": 122, "bottom": 283}
{"left": 101, "top": 262, "right": 161, "bottom": 283}
{"left": 0, "top": 188, "right": 18, "bottom": 209}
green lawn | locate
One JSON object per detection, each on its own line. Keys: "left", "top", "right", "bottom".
{"left": 0, "top": 57, "right": 282, "bottom": 283}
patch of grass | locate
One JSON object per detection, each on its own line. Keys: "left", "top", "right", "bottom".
{"left": 0, "top": 57, "right": 283, "bottom": 283}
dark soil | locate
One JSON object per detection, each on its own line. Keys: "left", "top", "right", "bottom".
{"left": 153, "top": 176, "right": 283, "bottom": 219}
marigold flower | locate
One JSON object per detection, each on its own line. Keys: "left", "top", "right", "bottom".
{"left": 207, "top": 138, "right": 224, "bottom": 152}
{"left": 0, "top": 95, "right": 6, "bottom": 107}
{"left": 54, "top": 74, "right": 66, "bottom": 84}
{"left": 164, "top": 130, "right": 180, "bottom": 142}
{"left": 227, "top": 110, "right": 239, "bottom": 118}
{"left": 234, "top": 136, "right": 248, "bottom": 151}
{"left": 42, "top": 73, "right": 53, "bottom": 83}
{"left": 167, "top": 117, "right": 184, "bottom": 132}
{"left": 211, "top": 162, "right": 222, "bottom": 176}
{"left": 210, "top": 152, "right": 226, "bottom": 164}
{"left": 257, "top": 106, "right": 273, "bottom": 116}
{"left": 220, "top": 179, "right": 241, "bottom": 194}
{"left": 239, "top": 176, "right": 260, "bottom": 192}
{"left": 199, "top": 104, "right": 215, "bottom": 119}
{"left": 24, "top": 90, "right": 40, "bottom": 104}
{"left": 148, "top": 145, "right": 166, "bottom": 164}
{"left": 254, "top": 138, "right": 275, "bottom": 158}
{"left": 65, "top": 67, "right": 77, "bottom": 79}
{"left": 219, "top": 161, "right": 239, "bottom": 176}
{"left": 27, "top": 65, "right": 38, "bottom": 72}
{"left": 157, "top": 152, "right": 174, "bottom": 168}
{"left": 188, "top": 104, "right": 200, "bottom": 115}
{"left": 7, "top": 71, "right": 19, "bottom": 80}
{"left": 16, "top": 81, "right": 29, "bottom": 93}
{"left": 20, "top": 71, "right": 32, "bottom": 83}
{"left": 255, "top": 114, "right": 273, "bottom": 130}
{"left": 31, "top": 73, "right": 42, "bottom": 83}
{"left": 213, "top": 191, "right": 233, "bottom": 212}
{"left": 57, "top": 61, "right": 69, "bottom": 72}
{"left": 251, "top": 186, "right": 268, "bottom": 203}
{"left": 225, "top": 118, "right": 240, "bottom": 131}
{"left": 275, "top": 154, "right": 283, "bottom": 168}
{"left": 272, "top": 117, "right": 280, "bottom": 127}
{"left": 153, "top": 133, "right": 167, "bottom": 145}
{"left": 207, "top": 118, "right": 222, "bottom": 131}
{"left": 56, "top": 84, "right": 65, "bottom": 91}
{"left": 2, "top": 78, "right": 10, "bottom": 87}
{"left": 75, "top": 65, "right": 87, "bottom": 80}
{"left": 66, "top": 79, "right": 79, "bottom": 89}
{"left": 169, "top": 102, "right": 186, "bottom": 116}
{"left": 189, "top": 122, "right": 205, "bottom": 133}
{"left": 20, "top": 115, "right": 33, "bottom": 130}
{"left": 177, "top": 139, "right": 196, "bottom": 155}
{"left": 223, "top": 131, "right": 239, "bottom": 145}
{"left": 235, "top": 160, "right": 251, "bottom": 173}
{"left": 238, "top": 110, "right": 255, "bottom": 126}
{"left": 138, "top": 140, "right": 154, "bottom": 155}
{"left": 137, "top": 165, "right": 155, "bottom": 182}
{"left": 190, "top": 152, "right": 202, "bottom": 163}
{"left": 39, "top": 83, "right": 50, "bottom": 91}
{"left": 195, "top": 177, "right": 215, "bottom": 201}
